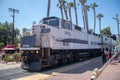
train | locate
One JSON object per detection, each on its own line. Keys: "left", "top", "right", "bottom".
{"left": 20, "top": 16, "right": 116, "bottom": 71}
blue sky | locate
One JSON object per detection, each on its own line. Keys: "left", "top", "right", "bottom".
{"left": 0, "top": 0, "right": 120, "bottom": 34}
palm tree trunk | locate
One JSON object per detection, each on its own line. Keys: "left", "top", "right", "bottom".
{"left": 81, "top": 5, "right": 86, "bottom": 29}
{"left": 59, "top": 0, "right": 64, "bottom": 19}
{"left": 63, "top": 3, "right": 68, "bottom": 20}
{"left": 69, "top": 7, "right": 72, "bottom": 22}
{"left": 99, "top": 19, "right": 101, "bottom": 34}
{"left": 93, "top": 8, "right": 96, "bottom": 33}
{"left": 85, "top": 5, "right": 89, "bottom": 31}
{"left": 61, "top": 7, "right": 64, "bottom": 19}
{"left": 47, "top": 0, "right": 50, "bottom": 17}
{"left": 73, "top": 0, "right": 78, "bottom": 25}
{"left": 83, "top": 4, "right": 88, "bottom": 30}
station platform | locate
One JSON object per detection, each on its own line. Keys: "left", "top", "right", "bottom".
{"left": 91, "top": 52, "right": 120, "bottom": 80}
{"left": 95, "top": 53, "right": 120, "bottom": 80}
{"left": 97, "top": 61, "right": 120, "bottom": 80}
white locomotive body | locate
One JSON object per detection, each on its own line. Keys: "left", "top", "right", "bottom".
{"left": 20, "top": 17, "right": 116, "bottom": 71}
{"left": 34, "top": 17, "right": 102, "bottom": 50}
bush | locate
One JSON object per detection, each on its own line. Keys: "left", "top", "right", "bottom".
{"left": 5, "top": 54, "right": 14, "bottom": 62}
{"left": 5, "top": 53, "right": 21, "bottom": 62}
{"left": 14, "top": 53, "right": 21, "bottom": 62}
{"left": 0, "top": 43, "right": 4, "bottom": 49}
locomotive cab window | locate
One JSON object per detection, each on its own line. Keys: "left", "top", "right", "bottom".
{"left": 61, "top": 20, "right": 72, "bottom": 30}
{"left": 66, "top": 22, "right": 72, "bottom": 30}
{"left": 61, "top": 20, "right": 65, "bottom": 28}
{"left": 43, "top": 19, "right": 59, "bottom": 28}
{"left": 49, "top": 19, "right": 59, "bottom": 28}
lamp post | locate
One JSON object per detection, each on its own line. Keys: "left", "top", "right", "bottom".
{"left": 9, "top": 8, "right": 19, "bottom": 45}
{"left": 112, "top": 14, "right": 120, "bottom": 43}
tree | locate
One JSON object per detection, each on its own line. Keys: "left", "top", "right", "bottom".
{"left": 101, "top": 26, "right": 112, "bottom": 37}
{"left": 97, "top": 13, "right": 104, "bottom": 34}
{"left": 62, "top": 0, "right": 68, "bottom": 20}
{"left": 0, "top": 21, "right": 20, "bottom": 46}
{"left": 57, "top": 0, "right": 68, "bottom": 20}
{"left": 73, "top": 0, "right": 78, "bottom": 25}
{"left": 67, "top": 2, "right": 74, "bottom": 22}
{"left": 85, "top": 5, "right": 90, "bottom": 31}
{"left": 22, "top": 28, "right": 30, "bottom": 37}
{"left": 90, "top": 3, "right": 98, "bottom": 33}
{"left": 47, "top": 0, "right": 51, "bottom": 17}
{"left": 57, "top": 0, "right": 64, "bottom": 19}
{"left": 14, "top": 28, "right": 20, "bottom": 44}
{"left": 79, "top": 0, "right": 87, "bottom": 29}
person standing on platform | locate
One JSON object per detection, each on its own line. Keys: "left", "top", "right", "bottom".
{"left": 109, "top": 46, "right": 112, "bottom": 58}
{"left": 0, "top": 52, "right": 2, "bottom": 63}
{"left": 2, "top": 51, "right": 5, "bottom": 62}
{"left": 101, "top": 48, "right": 106, "bottom": 63}
{"left": 105, "top": 47, "right": 109, "bottom": 61}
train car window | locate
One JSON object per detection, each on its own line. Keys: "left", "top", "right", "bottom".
{"left": 65, "top": 22, "right": 72, "bottom": 30}
{"left": 61, "top": 20, "right": 65, "bottom": 28}
{"left": 49, "top": 19, "right": 59, "bottom": 28}
{"left": 61, "top": 20, "right": 72, "bottom": 30}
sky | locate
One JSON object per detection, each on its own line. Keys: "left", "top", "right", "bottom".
{"left": 0, "top": 0, "right": 120, "bottom": 34}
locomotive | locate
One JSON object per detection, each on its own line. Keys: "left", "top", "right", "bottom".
{"left": 20, "top": 16, "right": 116, "bottom": 71}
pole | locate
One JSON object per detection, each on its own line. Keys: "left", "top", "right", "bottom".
{"left": 13, "top": 12, "right": 15, "bottom": 45}
{"left": 116, "top": 15, "right": 120, "bottom": 43}
{"left": 112, "top": 14, "right": 120, "bottom": 44}
{"left": 9, "top": 8, "right": 19, "bottom": 45}
{"left": 99, "top": 18, "right": 103, "bottom": 47}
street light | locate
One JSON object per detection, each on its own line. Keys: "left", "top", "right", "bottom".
{"left": 9, "top": 8, "right": 19, "bottom": 45}
{"left": 112, "top": 14, "right": 120, "bottom": 43}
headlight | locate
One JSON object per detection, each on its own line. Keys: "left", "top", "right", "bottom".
{"left": 36, "top": 51, "right": 39, "bottom": 53}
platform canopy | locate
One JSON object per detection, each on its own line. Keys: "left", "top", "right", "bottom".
{"left": 2, "top": 45, "right": 15, "bottom": 50}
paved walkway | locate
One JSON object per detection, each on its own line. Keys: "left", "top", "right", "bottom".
{"left": 96, "top": 58, "right": 120, "bottom": 80}
{"left": 0, "top": 62, "right": 21, "bottom": 70}
{"left": 97, "top": 62, "right": 120, "bottom": 80}
{"left": 90, "top": 52, "right": 120, "bottom": 80}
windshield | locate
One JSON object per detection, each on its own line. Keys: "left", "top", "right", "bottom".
{"left": 43, "top": 19, "right": 59, "bottom": 28}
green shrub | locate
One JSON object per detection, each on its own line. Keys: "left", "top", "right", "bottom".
{"left": 0, "top": 42, "right": 4, "bottom": 49}
{"left": 14, "top": 53, "right": 21, "bottom": 62}
{"left": 5, "top": 53, "right": 21, "bottom": 62}
{"left": 5, "top": 54, "right": 14, "bottom": 62}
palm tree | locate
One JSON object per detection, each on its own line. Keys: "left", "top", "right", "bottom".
{"left": 79, "top": 0, "right": 86, "bottom": 29}
{"left": 67, "top": 2, "right": 74, "bottom": 23}
{"left": 85, "top": 5, "right": 90, "bottom": 31}
{"left": 47, "top": 0, "right": 50, "bottom": 17}
{"left": 59, "top": 0, "right": 68, "bottom": 20}
{"left": 73, "top": 0, "right": 78, "bottom": 25}
{"left": 91, "top": 3, "right": 98, "bottom": 33}
{"left": 63, "top": 1, "right": 68, "bottom": 20}
{"left": 97, "top": 13, "right": 104, "bottom": 34}
{"left": 57, "top": 0, "right": 64, "bottom": 19}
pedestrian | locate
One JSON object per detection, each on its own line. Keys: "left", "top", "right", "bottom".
{"left": 108, "top": 46, "right": 112, "bottom": 58}
{"left": 101, "top": 48, "right": 106, "bottom": 63}
{"left": 2, "top": 51, "right": 5, "bottom": 62}
{"left": 105, "top": 47, "right": 109, "bottom": 61}
{"left": 0, "top": 52, "right": 2, "bottom": 63}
